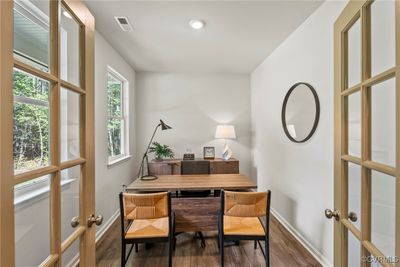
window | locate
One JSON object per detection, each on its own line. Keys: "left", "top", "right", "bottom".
{"left": 107, "top": 67, "right": 129, "bottom": 164}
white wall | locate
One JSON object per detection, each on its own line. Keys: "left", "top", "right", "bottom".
{"left": 135, "top": 72, "right": 251, "bottom": 177}
{"left": 250, "top": 1, "right": 347, "bottom": 266}
{"left": 94, "top": 32, "right": 136, "bottom": 236}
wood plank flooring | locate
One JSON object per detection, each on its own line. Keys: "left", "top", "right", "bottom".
{"left": 95, "top": 215, "right": 322, "bottom": 267}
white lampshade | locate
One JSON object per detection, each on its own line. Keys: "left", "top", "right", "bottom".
{"left": 215, "top": 125, "right": 236, "bottom": 139}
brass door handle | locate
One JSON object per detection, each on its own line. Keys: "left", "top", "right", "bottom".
{"left": 71, "top": 216, "right": 79, "bottom": 228}
{"left": 88, "top": 214, "right": 103, "bottom": 227}
{"left": 348, "top": 211, "right": 358, "bottom": 222}
{"left": 325, "top": 209, "right": 340, "bottom": 221}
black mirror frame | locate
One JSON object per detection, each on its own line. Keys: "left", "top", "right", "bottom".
{"left": 281, "top": 82, "right": 320, "bottom": 143}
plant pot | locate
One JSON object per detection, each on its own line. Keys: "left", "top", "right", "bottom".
{"left": 155, "top": 157, "right": 163, "bottom": 162}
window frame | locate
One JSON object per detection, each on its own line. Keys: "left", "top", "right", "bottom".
{"left": 107, "top": 66, "right": 130, "bottom": 165}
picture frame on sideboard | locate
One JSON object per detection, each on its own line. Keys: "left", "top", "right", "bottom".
{"left": 203, "top": 146, "right": 215, "bottom": 159}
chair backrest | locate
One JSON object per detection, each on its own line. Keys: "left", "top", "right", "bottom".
{"left": 223, "top": 190, "right": 270, "bottom": 217}
{"left": 121, "top": 192, "right": 169, "bottom": 220}
{"left": 181, "top": 160, "right": 210, "bottom": 175}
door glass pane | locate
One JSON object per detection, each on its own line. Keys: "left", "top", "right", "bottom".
{"left": 348, "top": 231, "right": 360, "bottom": 267}
{"left": 13, "top": 0, "right": 49, "bottom": 72}
{"left": 61, "top": 88, "right": 80, "bottom": 162}
{"left": 61, "top": 238, "right": 80, "bottom": 267}
{"left": 371, "top": 78, "right": 396, "bottom": 167}
{"left": 371, "top": 170, "right": 395, "bottom": 258}
{"left": 347, "top": 19, "right": 361, "bottom": 88}
{"left": 14, "top": 176, "right": 51, "bottom": 266}
{"left": 60, "top": 5, "right": 80, "bottom": 86}
{"left": 61, "top": 165, "right": 80, "bottom": 241}
{"left": 371, "top": 0, "right": 395, "bottom": 76}
{"left": 348, "top": 92, "right": 361, "bottom": 157}
{"left": 13, "top": 69, "right": 50, "bottom": 174}
{"left": 348, "top": 162, "right": 361, "bottom": 229}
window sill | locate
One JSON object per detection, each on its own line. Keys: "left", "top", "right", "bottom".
{"left": 14, "top": 179, "right": 75, "bottom": 207}
{"left": 107, "top": 155, "right": 132, "bottom": 168}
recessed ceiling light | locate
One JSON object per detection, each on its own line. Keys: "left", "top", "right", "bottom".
{"left": 189, "top": 19, "right": 205, "bottom": 30}
{"left": 63, "top": 11, "right": 72, "bottom": 19}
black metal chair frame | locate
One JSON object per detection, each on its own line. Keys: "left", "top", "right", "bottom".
{"left": 119, "top": 192, "right": 175, "bottom": 267}
{"left": 218, "top": 190, "right": 271, "bottom": 267}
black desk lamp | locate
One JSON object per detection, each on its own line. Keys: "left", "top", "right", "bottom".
{"left": 137, "top": 119, "right": 172, "bottom": 180}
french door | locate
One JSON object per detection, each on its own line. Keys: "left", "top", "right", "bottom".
{"left": 0, "top": 0, "right": 97, "bottom": 266}
{"left": 332, "top": 0, "right": 399, "bottom": 266}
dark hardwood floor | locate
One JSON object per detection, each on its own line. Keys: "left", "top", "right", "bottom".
{"left": 95, "top": 215, "right": 322, "bottom": 267}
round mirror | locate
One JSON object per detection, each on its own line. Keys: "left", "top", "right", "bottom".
{"left": 281, "top": 82, "right": 320, "bottom": 143}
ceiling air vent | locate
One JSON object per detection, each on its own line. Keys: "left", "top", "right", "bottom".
{"left": 114, "top": 16, "right": 133, "bottom": 32}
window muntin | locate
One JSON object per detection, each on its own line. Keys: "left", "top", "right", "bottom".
{"left": 107, "top": 69, "right": 129, "bottom": 162}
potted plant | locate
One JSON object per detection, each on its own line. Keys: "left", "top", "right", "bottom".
{"left": 148, "top": 142, "right": 174, "bottom": 161}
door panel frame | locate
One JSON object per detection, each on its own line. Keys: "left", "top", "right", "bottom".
{"left": 0, "top": 0, "right": 95, "bottom": 266}
{"left": 0, "top": 1, "right": 16, "bottom": 266}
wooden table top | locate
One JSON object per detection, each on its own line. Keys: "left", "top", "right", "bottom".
{"left": 126, "top": 174, "right": 257, "bottom": 192}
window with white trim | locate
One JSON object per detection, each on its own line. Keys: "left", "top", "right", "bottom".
{"left": 107, "top": 67, "right": 129, "bottom": 164}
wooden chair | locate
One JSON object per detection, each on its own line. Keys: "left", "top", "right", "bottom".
{"left": 119, "top": 191, "right": 174, "bottom": 267}
{"left": 218, "top": 190, "right": 271, "bottom": 267}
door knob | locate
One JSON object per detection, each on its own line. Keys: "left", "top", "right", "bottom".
{"left": 348, "top": 211, "right": 358, "bottom": 222}
{"left": 87, "top": 214, "right": 103, "bottom": 227}
{"left": 71, "top": 216, "right": 79, "bottom": 228}
{"left": 325, "top": 209, "right": 340, "bottom": 221}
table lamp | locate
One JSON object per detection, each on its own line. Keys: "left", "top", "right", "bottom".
{"left": 215, "top": 125, "right": 236, "bottom": 161}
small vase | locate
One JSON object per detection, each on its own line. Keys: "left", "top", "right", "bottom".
{"left": 155, "top": 156, "right": 163, "bottom": 162}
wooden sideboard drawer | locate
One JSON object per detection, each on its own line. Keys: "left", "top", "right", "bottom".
{"left": 210, "top": 159, "right": 239, "bottom": 174}
{"left": 148, "top": 160, "right": 181, "bottom": 175}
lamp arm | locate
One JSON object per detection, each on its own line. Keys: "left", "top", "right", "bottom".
{"left": 144, "top": 123, "right": 161, "bottom": 157}
{"left": 136, "top": 123, "right": 161, "bottom": 178}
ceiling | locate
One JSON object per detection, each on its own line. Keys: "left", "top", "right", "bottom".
{"left": 85, "top": 1, "right": 323, "bottom": 74}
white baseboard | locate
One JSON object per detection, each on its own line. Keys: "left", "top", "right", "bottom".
{"left": 96, "top": 210, "right": 120, "bottom": 243}
{"left": 66, "top": 210, "right": 120, "bottom": 267}
{"left": 271, "top": 208, "right": 332, "bottom": 267}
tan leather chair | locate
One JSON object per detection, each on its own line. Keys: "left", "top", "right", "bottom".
{"left": 119, "top": 192, "right": 174, "bottom": 267}
{"left": 218, "top": 190, "right": 271, "bottom": 267}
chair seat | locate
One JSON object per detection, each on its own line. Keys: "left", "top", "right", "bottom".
{"left": 125, "top": 217, "right": 169, "bottom": 239}
{"left": 223, "top": 215, "right": 265, "bottom": 236}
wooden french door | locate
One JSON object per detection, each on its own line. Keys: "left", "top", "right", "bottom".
{"left": 0, "top": 0, "right": 97, "bottom": 266}
{"left": 332, "top": 0, "right": 399, "bottom": 266}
